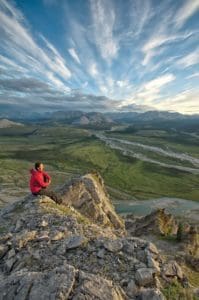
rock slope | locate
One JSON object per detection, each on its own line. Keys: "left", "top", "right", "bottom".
{"left": 0, "top": 173, "right": 189, "bottom": 299}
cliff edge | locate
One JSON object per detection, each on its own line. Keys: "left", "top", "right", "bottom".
{"left": 0, "top": 172, "right": 196, "bottom": 299}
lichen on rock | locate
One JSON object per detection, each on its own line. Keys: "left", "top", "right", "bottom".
{"left": 0, "top": 172, "right": 192, "bottom": 299}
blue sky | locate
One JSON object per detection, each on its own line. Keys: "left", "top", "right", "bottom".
{"left": 0, "top": 0, "right": 199, "bottom": 114}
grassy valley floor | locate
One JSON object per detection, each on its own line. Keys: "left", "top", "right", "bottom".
{"left": 0, "top": 124, "right": 199, "bottom": 208}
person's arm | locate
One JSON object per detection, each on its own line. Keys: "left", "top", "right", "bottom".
{"left": 35, "top": 173, "right": 50, "bottom": 188}
{"left": 43, "top": 171, "right": 51, "bottom": 183}
{"left": 43, "top": 171, "right": 51, "bottom": 181}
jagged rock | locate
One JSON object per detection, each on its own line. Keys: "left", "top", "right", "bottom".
{"left": 58, "top": 172, "right": 125, "bottom": 230}
{"left": 135, "top": 268, "right": 156, "bottom": 286}
{"left": 65, "top": 235, "right": 86, "bottom": 250}
{"left": 15, "top": 219, "right": 23, "bottom": 232}
{"left": 5, "top": 256, "right": 17, "bottom": 272}
{"left": 185, "top": 255, "right": 199, "bottom": 272}
{"left": 0, "top": 265, "right": 76, "bottom": 300}
{"left": 72, "top": 271, "right": 126, "bottom": 300}
{"left": 0, "top": 233, "right": 12, "bottom": 243}
{"left": 97, "top": 248, "right": 105, "bottom": 259}
{"left": 51, "top": 231, "right": 65, "bottom": 241}
{"left": 147, "top": 242, "right": 159, "bottom": 255}
{"left": 138, "top": 288, "right": 165, "bottom": 300}
{"left": 126, "top": 208, "right": 178, "bottom": 236}
{"left": 162, "top": 261, "right": 184, "bottom": 279}
{"left": 36, "top": 231, "right": 49, "bottom": 242}
{"left": 126, "top": 279, "right": 138, "bottom": 297}
{"left": 0, "top": 244, "right": 9, "bottom": 259}
{"left": 104, "top": 239, "right": 123, "bottom": 253}
{"left": 16, "top": 230, "right": 37, "bottom": 248}
{"left": 0, "top": 172, "right": 191, "bottom": 299}
{"left": 7, "top": 248, "right": 15, "bottom": 259}
{"left": 183, "top": 225, "right": 199, "bottom": 257}
{"left": 122, "top": 240, "right": 135, "bottom": 254}
{"left": 147, "top": 256, "right": 160, "bottom": 273}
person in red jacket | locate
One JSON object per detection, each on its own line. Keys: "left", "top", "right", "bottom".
{"left": 30, "top": 162, "right": 62, "bottom": 204}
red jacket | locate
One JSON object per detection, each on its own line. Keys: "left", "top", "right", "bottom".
{"left": 29, "top": 169, "right": 51, "bottom": 193}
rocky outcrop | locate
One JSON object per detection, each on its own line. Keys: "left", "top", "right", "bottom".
{"left": 0, "top": 173, "right": 190, "bottom": 299}
{"left": 0, "top": 118, "right": 24, "bottom": 128}
{"left": 58, "top": 171, "right": 125, "bottom": 231}
{"left": 183, "top": 225, "right": 199, "bottom": 257}
{"left": 125, "top": 208, "right": 178, "bottom": 236}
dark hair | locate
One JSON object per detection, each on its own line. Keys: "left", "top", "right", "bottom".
{"left": 35, "top": 162, "right": 42, "bottom": 170}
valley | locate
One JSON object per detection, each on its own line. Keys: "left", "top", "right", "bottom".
{"left": 0, "top": 119, "right": 199, "bottom": 217}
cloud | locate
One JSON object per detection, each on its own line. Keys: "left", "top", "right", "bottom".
{"left": 144, "top": 74, "right": 175, "bottom": 90}
{"left": 129, "top": 0, "right": 152, "bottom": 37}
{"left": 88, "top": 63, "right": 99, "bottom": 78}
{"left": 90, "top": 0, "right": 118, "bottom": 62}
{"left": 175, "top": 0, "right": 199, "bottom": 28}
{"left": 177, "top": 48, "right": 199, "bottom": 68}
{"left": 68, "top": 48, "right": 81, "bottom": 64}
{"left": 121, "top": 74, "right": 175, "bottom": 108}
{"left": 154, "top": 89, "right": 199, "bottom": 114}
{"left": 142, "top": 32, "right": 194, "bottom": 66}
{"left": 0, "top": 0, "right": 198, "bottom": 115}
{"left": 187, "top": 72, "right": 199, "bottom": 79}
{"left": 0, "top": 0, "right": 71, "bottom": 90}
{"left": 0, "top": 77, "right": 52, "bottom": 92}
{"left": 118, "top": 103, "right": 153, "bottom": 113}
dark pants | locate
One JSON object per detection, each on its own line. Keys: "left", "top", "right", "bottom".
{"left": 33, "top": 188, "right": 63, "bottom": 204}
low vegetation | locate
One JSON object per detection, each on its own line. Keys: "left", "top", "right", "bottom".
{"left": 0, "top": 124, "right": 198, "bottom": 204}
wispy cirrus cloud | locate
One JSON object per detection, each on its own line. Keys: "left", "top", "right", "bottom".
{"left": 154, "top": 89, "right": 199, "bottom": 114}
{"left": 90, "top": 0, "right": 118, "bottom": 62}
{"left": 0, "top": 0, "right": 199, "bottom": 114}
{"left": 0, "top": 0, "right": 71, "bottom": 92}
{"left": 187, "top": 71, "right": 199, "bottom": 79}
{"left": 68, "top": 48, "right": 81, "bottom": 64}
{"left": 177, "top": 48, "right": 199, "bottom": 68}
{"left": 120, "top": 74, "right": 176, "bottom": 108}
{"left": 174, "top": 0, "right": 199, "bottom": 28}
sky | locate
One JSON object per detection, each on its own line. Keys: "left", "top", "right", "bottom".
{"left": 0, "top": 0, "right": 199, "bottom": 115}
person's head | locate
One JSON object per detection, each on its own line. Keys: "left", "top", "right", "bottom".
{"left": 35, "top": 162, "right": 44, "bottom": 171}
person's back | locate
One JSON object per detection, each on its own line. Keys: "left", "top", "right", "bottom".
{"left": 30, "top": 168, "right": 50, "bottom": 194}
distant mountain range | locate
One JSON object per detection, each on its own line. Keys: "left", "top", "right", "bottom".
{"left": 41, "top": 109, "right": 199, "bottom": 126}
{"left": 0, "top": 104, "right": 199, "bottom": 129}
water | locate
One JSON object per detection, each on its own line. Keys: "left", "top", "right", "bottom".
{"left": 114, "top": 197, "right": 199, "bottom": 222}
{"left": 94, "top": 132, "right": 199, "bottom": 174}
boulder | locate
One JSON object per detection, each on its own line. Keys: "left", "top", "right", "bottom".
{"left": 135, "top": 268, "right": 156, "bottom": 286}
{"left": 163, "top": 261, "right": 184, "bottom": 279}
{"left": 0, "top": 265, "right": 76, "bottom": 300}
{"left": 126, "top": 209, "right": 178, "bottom": 236}
{"left": 65, "top": 235, "right": 86, "bottom": 250}
{"left": 72, "top": 271, "right": 126, "bottom": 300}
{"left": 104, "top": 239, "right": 123, "bottom": 253}
{"left": 58, "top": 172, "right": 125, "bottom": 230}
{"left": 138, "top": 288, "right": 165, "bottom": 300}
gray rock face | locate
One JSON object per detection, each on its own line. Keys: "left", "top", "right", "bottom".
{"left": 72, "top": 271, "right": 126, "bottom": 300}
{"left": 0, "top": 173, "right": 188, "bottom": 299}
{"left": 125, "top": 208, "right": 178, "bottom": 236}
{"left": 138, "top": 288, "right": 165, "bottom": 300}
{"left": 104, "top": 239, "right": 123, "bottom": 253}
{"left": 163, "top": 261, "right": 184, "bottom": 279}
{"left": 135, "top": 268, "right": 156, "bottom": 286}
{"left": 126, "top": 279, "right": 138, "bottom": 297}
{"left": 58, "top": 172, "right": 125, "bottom": 231}
{"left": 65, "top": 235, "right": 86, "bottom": 250}
{"left": 0, "top": 265, "right": 76, "bottom": 300}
